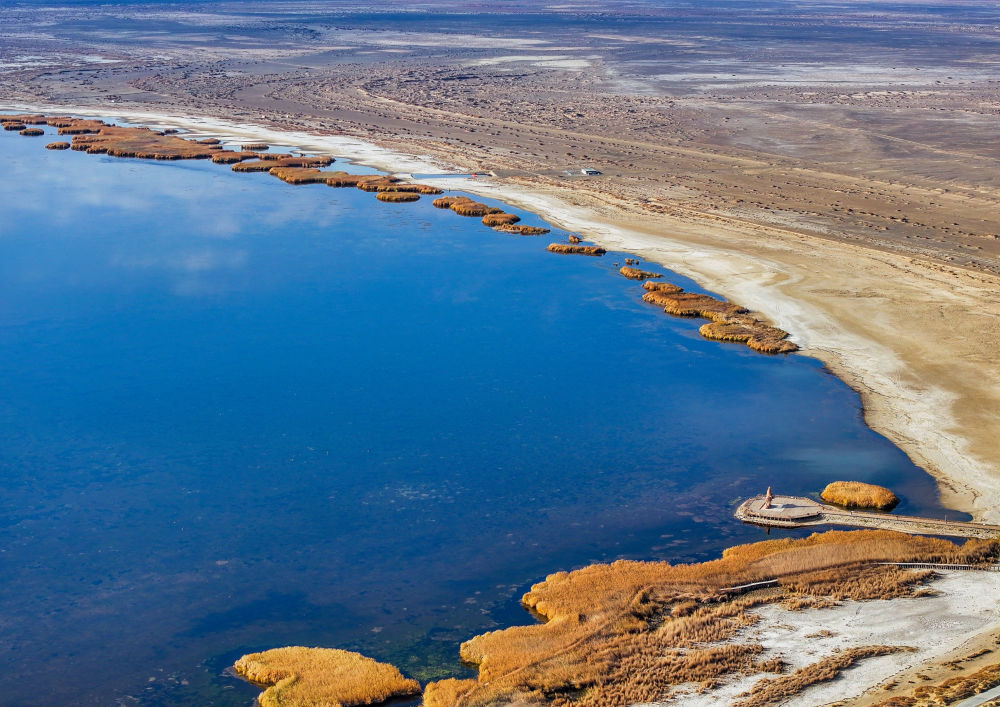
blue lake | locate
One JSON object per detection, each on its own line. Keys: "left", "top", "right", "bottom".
{"left": 0, "top": 125, "right": 959, "bottom": 706}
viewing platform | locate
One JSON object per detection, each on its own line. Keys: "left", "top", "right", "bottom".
{"left": 736, "top": 493, "right": 1000, "bottom": 540}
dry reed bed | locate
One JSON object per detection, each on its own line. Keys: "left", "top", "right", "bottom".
{"left": 232, "top": 156, "right": 333, "bottom": 172}
{"left": 376, "top": 191, "right": 421, "bottom": 202}
{"left": 547, "top": 243, "right": 607, "bottom": 256}
{"left": 871, "top": 661, "right": 1000, "bottom": 706}
{"left": 493, "top": 224, "right": 551, "bottom": 235}
{"left": 636, "top": 282, "right": 799, "bottom": 354}
{"left": 241, "top": 143, "right": 269, "bottom": 151}
{"left": 242, "top": 532, "right": 1000, "bottom": 707}
{"left": 45, "top": 142, "right": 70, "bottom": 150}
{"left": 2, "top": 122, "right": 26, "bottom": 131}
{"left": 234, "top": 647, "right": 420, "bottom": 707}
{"left": 433, "top": 195, "right": 503, "bottom": 217}
{"left": 620, "top": 266, "right": 663, "bottom": 280}
{"left": 822, "top": 481, "right": 900, "bottom": 510}
{"left": 19, "top": 128, "right": 44, "bottom": 137}
{"left": 482, "top": 213, "right": 521, "bottom": 227}
{"left": 734, "top": 645, "right": 907, "bottom": 707}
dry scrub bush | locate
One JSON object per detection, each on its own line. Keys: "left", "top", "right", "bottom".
{"left": 734, "top": 646, "right": 907, "bottom": 707}
{"left": 19, "top": 128, "right": 44, "bottom": 136}
{"left": 234, "top": 647, "right": 420, "bottom": 707}
{"left": 620, "top": 266, "right": 663, "bottom": 280}
{"left": 822, "top": 481, "right": 900, "bottom": 510}
{"left": 493, "top": 225, "right": 551, "bottom": 235}
{"left": 45, "top": 142, "right": 70, "bottom": 150}
{"left": 547, "top": 244, "right": 606, "bottom": 256}
{"left": 643, "top": 280, "right": 683, "bottom": 294}
{"left": 871, "top": 661, "right": 1000, "bottom": 706}
{"left": 482, "top": 213, "right": 521, "bottom": 227}
{"left": 376, "top": 191, "right": 420, "bottom": 202}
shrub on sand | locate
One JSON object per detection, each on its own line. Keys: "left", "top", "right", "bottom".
{"left": 234, "top": 647, "right": 420, "bottom": 707}
{"left": 822, "top": 481, "right": 900, "bottom": 510}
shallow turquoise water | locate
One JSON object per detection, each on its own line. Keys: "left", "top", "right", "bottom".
{"left": 0, "top": 125, "right": 960, "bottom": 705}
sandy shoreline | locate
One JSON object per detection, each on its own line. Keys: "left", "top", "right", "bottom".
{"left": 9, "top": 100, "right": 996, "bottom": 523}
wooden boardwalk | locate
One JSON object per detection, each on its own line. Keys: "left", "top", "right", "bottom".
{"left": 735, "top": 494, "right": 1000, "bottom": 539}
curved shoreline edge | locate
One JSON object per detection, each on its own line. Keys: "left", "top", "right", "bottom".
{"left": 4, "top": 101, "right": 998, "bottom": 523}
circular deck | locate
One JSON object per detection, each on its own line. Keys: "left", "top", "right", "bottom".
{"left": 744, "top": 495, "right": 823, "bottom": 521}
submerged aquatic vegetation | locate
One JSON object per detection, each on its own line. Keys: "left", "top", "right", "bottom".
{"left": 234, "top": 647, "right": 420, "bottom": 707}
{"left": 822, "top": 481, "right": 900, "bottom": 510}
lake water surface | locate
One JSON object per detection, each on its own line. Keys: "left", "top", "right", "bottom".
{"left": 0, "top": 125, "right": 960, "bottom": 706}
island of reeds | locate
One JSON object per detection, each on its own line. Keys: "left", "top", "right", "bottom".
{"left": 822, "top": 481, "right": 900, "bottom": 510}
{"left": 232, "top": 529, "right": 1000, "bottom": 707}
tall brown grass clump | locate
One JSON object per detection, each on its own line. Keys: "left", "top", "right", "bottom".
{"left": 432, "top": 196, "right": 502, "bottom": 216}
{"left": 699, "top": 320, "right": 799, "bottom": 354}
{"left": 233, "top": 156, "right": 333, "bottom": 173}
{"left": 871, "top": 661, "right": 1000, "bottom": 706}
{"left": 19, "top": 128, "right": 44, "bottom": 136}
{"left": 267, "top": 167, "right": 334, "bottom": 185}
{"left": 376, "top": 183, "right": 441, "bottom": 194}
{"left": 45, "top": 142, "right": 71, "bottom": 150}
{"left": 241, "top": 143, "right": 269, "bottom": 151}
{"left": 482, "top": 213, "right": 520, "bottom": 227}
{"left": 66, "top": 124, "right": 222, "bottom": 160}
{"left": 493, "top": 224, "right": 550, "bottom": 235}
{"left": 234, "top": 647, "right": 420, "bottom": 707}
{"left": 376, "top": 191, "right": 420, "bottom": 202}
{"left": 212, "top": 151, "right": 260, "bottom": 164}
{"left": 620, "top": 266, "right": 663, "bottom": 280}
{"left": 423, "top": 679, "right": 478, "bottom": 707}
{"left": 2, "top": 122, "right": 26, "bottom": 131}
{"left": 643, "top": 280, "right": 684, "bottom": 293}
{"left": 547, "top": 243, "right": 606, "bottom": 256}
{"left": 197, "top": 138, "right": 221, "bottom": 145}
{"left": 822, "top": 481, "right": 900, "bottom": 510}
{"left": 734, "top": 646, "right": 907, "bottom": 707}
